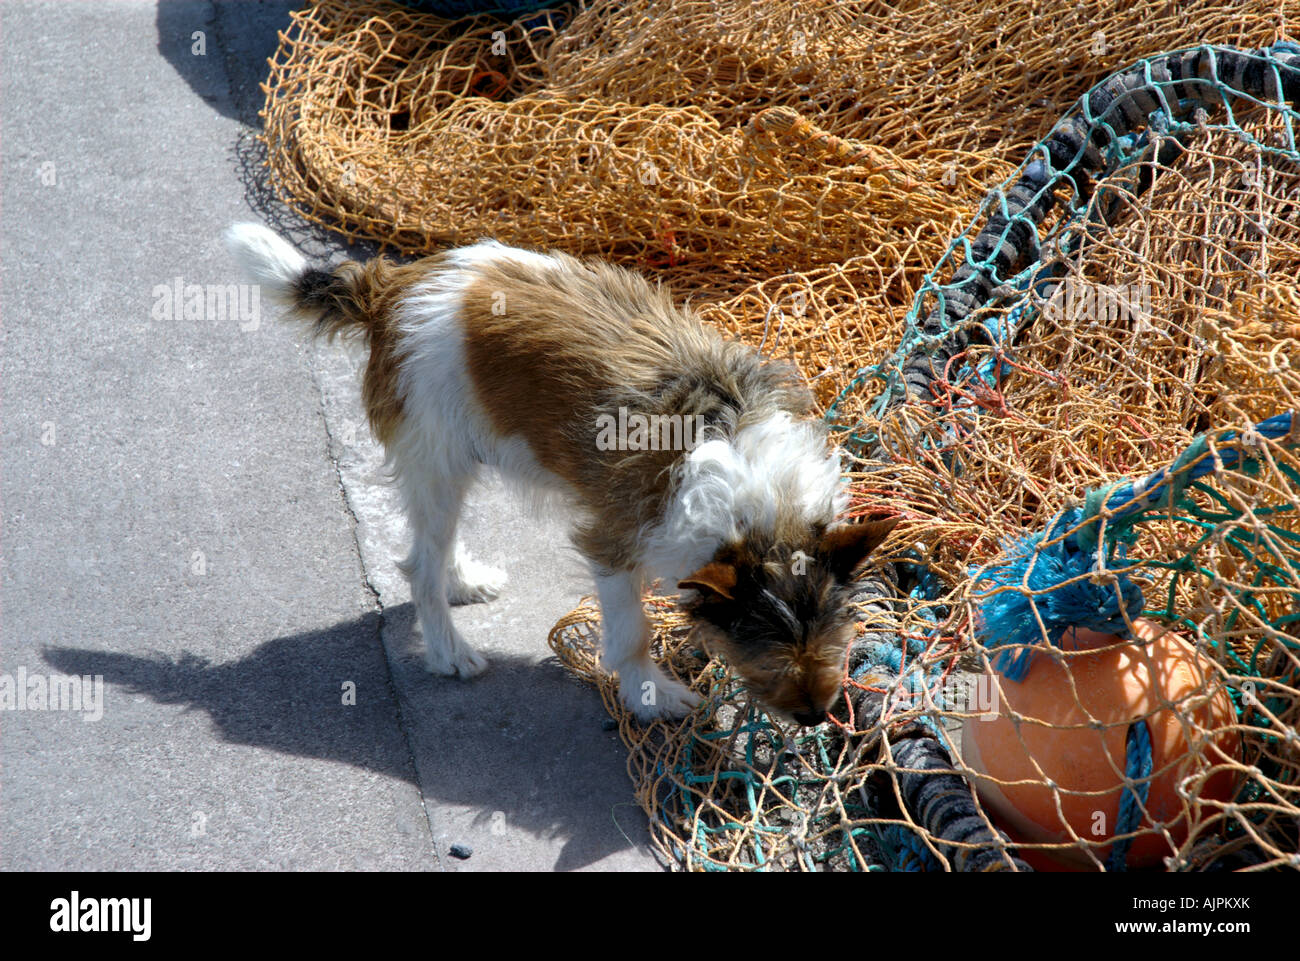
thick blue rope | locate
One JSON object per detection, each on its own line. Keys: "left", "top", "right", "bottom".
{"left": 1076, "top": 412, "right": 1296, "bottom": 550}
{"left": 1105, "top": 721, "right": 1154, "bottom": 872}
{"left": 974, "top": 412, "right": 1298, "bottom": 680}
{"left": 852, "top": 559, "right": 954, "bottom": 747}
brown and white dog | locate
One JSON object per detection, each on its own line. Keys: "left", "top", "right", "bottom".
{"left": 225, "top": 225, "right": 896, "bottom": 724}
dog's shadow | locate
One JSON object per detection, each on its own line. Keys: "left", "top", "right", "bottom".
{"left": 41, "top": 604, "right": 652, "bottom": 871}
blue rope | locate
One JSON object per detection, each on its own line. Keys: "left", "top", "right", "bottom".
{"left": 973, "top": 412, "right": 1298, "bottom": 680}
{"left": 1077, "top": 412, "right": 1296, "bottom": 549}
{"left": 880, "top": 825, "right": 942, "bottom": 872}
{"left": 972, "top": 521, "right": 1146, "bottom": 681}
{"left": 1105, "top": 721, "right": 1154, "bottom": 872}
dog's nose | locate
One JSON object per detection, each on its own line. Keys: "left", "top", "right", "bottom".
{"left": 792, "top": 709, "right": 824, "bottom": 727}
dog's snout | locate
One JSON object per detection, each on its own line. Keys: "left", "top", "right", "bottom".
{"left": 792, "top": 709, "right": 824, "bottom": 727}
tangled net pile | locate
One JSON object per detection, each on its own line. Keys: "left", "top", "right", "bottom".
{"left": 263, "top": 0, "right": 1300, "bottom": 870}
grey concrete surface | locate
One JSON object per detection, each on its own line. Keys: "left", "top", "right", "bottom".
{"left": 0, "top": 0, "right": 659, "bottom": 871}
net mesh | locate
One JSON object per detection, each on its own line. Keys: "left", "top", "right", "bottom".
{"left": 262, "top": 0, "right": 1300, "bottom": 870}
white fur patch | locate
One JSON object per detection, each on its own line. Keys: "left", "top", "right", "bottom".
{"left": 447, "top": 546, "right": 507, "bottom": 604}
{"left": 438, "top": 238, "right": 559, "bottom": 276}
{"left": 393, "top": 240, "right": 569, "bottom": 492}
{"left": 641, "top": 411, "right": 846, "bottom": 582}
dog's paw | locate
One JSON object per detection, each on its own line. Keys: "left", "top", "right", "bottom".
{"left": 619, "top": 667, "right": 701, "bottom": 723}
{"left": 447, "top": 555, "right": 507, "bottom": 605}
{"left": 424, "top": 638, "right": 489, "bottom": 679}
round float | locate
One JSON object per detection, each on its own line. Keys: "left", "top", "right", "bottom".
{"left": 962, "top": 619, "right": 1240, "bottom": 870}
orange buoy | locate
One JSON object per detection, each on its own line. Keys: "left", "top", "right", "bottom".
{"left": 962, "top": 619, "right": 1240, "bottom": 870}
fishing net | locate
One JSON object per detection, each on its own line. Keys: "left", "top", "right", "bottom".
{"left": 261, "top": 0, "right": 1300, "bottom": 870}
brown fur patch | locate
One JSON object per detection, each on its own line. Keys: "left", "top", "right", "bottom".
{"left": 295, "top": 257, "right": 427, "bottom": 446}
{"left": 678, "top": 562, "right": 737, "bottom": 600}
{"left": 818, "top": 517, "right": 900, "bottom": 580}
{"left": 458, "top": 252, "right": 813, "bottom": 570}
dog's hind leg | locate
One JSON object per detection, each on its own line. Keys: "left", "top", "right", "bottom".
{"left": 398, "top": 468, "right": 489, "bottom": 678}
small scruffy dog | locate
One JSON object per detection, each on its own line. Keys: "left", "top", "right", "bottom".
{"left": 226, "top": 224, "right": 895, "bottom": 724}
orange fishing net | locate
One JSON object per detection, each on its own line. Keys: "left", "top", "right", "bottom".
{"left": 262, "top": 0, "right": 1300, "bottom": 870}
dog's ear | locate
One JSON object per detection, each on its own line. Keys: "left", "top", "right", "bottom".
{"left": 678, "top": 562, "right": 737, "bottom": 602}
{"left": 818, "top": 516, "right": 899, "bottom": 583}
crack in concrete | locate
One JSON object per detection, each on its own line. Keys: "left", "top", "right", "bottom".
{"left": 317, "top": 391, "right": 385, "bottom": 613}
{"left": 312, "top": 371, "right": 444, "bottom": 872}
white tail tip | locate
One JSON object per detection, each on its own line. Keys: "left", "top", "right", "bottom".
{"left": 223, "top": 223, "right": 308, "bottom": 305}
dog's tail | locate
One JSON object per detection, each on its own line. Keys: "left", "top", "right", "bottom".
{"left": 223, "top": 223, "right": 382, "bottom": 341}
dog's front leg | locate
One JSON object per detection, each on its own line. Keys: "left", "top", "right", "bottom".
{"left": 592, "top": 566, "right": 700, "bottom": 722}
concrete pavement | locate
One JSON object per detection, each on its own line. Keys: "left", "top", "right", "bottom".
{"left": 0, "top": 0, "right": 659, "bottom": 871}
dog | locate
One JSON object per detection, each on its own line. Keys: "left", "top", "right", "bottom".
{"left": 225, "top": 224, "right": 897, "bottom": 724}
